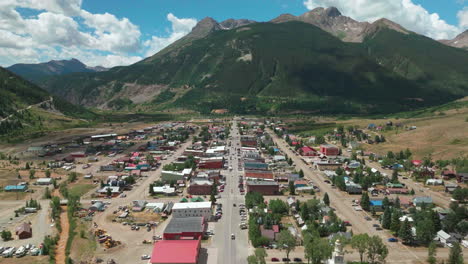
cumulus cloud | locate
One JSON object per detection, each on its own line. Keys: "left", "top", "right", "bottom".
{"left": 0, "top": 0, "right": 197, "bottom": 67}
{"left": 458, "top": 7, "right": 468, "bottom": 29}
{"left": 303, "top": 0, "right": 463, "bottom": 39}
{"left": 144, "top": 13, "right": 197, "bottom": 57}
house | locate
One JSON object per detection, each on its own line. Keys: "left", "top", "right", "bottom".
{"left": 36, "top": 178, "right": 53, "bottom": 185}
{"left": 150, "top": 239, "right": 201, "bottom": 264}
{"left": 437, "top": 230, "right": 457, "bottom": 247}
{"left": 320, "top": 144, "right": 340, "bottom": 156}
{"left": 172, "top": 202, "right": 212, "bottom": 219}
{"left": 316, "top": 161, "right": 342, "bottom": 171}
{"left": 457, "top": 172, "right": 468, "bottom": 183}
{"left": 146, "top": 202, "right": 165, "bottom": 212}
{"left": 260, "top": 225, "right": 280, "bottom": 241}
{"left": 300, "top": 146, "right": 318, "bottom": 156}
{"left": 163, "top": 217, "right": 205, "bottom": 240}
{"left": 244, "top": 162, "right": 268, "bottom": 170}
{"left": 240, "top": 135, "right": 257, "bottom": 147}
{"left": 273, "top": 155, "right": 286, "bottom": 162}
{"left": 187, "top": 180, "right": 213, "bottom": 195}
{"left": 132, "top": 200, "right": 147, "bottom": 212}
{"left": 4, "top": 185, "right": 28, "bottom": 192}
{"left": 15, "top": 223, "right": 32, "bottom": 239}
{"left": 294, "top": 180, "right": 308, "bottom": 188}
{"left": 97, "top": 186, "right": 120, "bottom": 197}
{"left": 345, "top": 183, "right": 362, "bottom": 194}
{"left": 444, "top": 183, "right": 459, "bottom": 193}
{"left": 426, "top": 179, "right": 444, "bottom": 185}
{"left": 386, "top": 183, "right": 405, "bottom": 189}
{"left": 441, "top": 170, "right": 457, "bottom": 179}
{"left": 246, "top": 181, "right": 279, "bottom": 195}
{"left": 413, "top": 196, "right": 433, "bottom": 207}
{"left": 370, "top": 200, "right": 384, "bottom": 212}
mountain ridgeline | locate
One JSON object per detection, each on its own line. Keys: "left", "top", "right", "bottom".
{"left": 39, "top": 8, "right": 468, "bottom": 115}
{"left": 7, "top": 58, "right": 107, "bottom": 83}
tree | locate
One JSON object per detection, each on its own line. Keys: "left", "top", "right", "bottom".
{"left": 289, "top": 181, "right": 295, "bottom": 195}
{"left": 106, "top": 187, "right": 112, "bottom": 197}
{"left": 25, "top": 162, "right": 30, "bottom": 170}
{"left": 452, "top": 188, "right": 468, "bottom": 203}
{"left": 305, "top": 236, "right": 333, "bottom": 264}
{"left": 43, "top": 187, "right": 52, "bottom": 199}
{"left": 29, "top": 169, "right": 36, "bottom": 179}
{"left": 448, "top": 242, "right": 463, "bottom": 264}
{"left": 416, "top": 219, "right": 436, "bottom": 246}
{"left": 247, "top": 255, "right": 258, "bottom": 264}
{"left": 410, "top": 189, "right": 415, "bottom": 195}
{"left": 382, "top": 197, "right": 390, "bottom": 209}
{"left": 277, "top": 230, "right": 296, "bottom": 260}
{"left": 367, "top": 236, "right": 388, "bottom": 264}
{"left": 323, "top": 193, "right": 330, "bottom": 206}
{"left": 351, "top": 233, "right": 370, "bottom": 263}
{"left": 427, "top": 242, "right": 437, "bottom": 264}
{"left": 360, "top": 192, "right": 370, "bottom": 211}
{"left": 254, "top": 248, "right": 267, "bottom": 264}
{"left": 269, "top": 199, "right": 288, "bottom": 215}
{"left": 245, "top": 192, "right": 264, "bottom": 208}
{"left": 45, "top": 169, "right": 51, "bottom": 178}
{"left": 391, "top": 170, "right": 399, "bottom": 183}
{"left": 382, "top": 207, "right": 392, "bottom": 229}
{"left": 390, "top": 209, "right": 402, "bottom": 234}
{"left": 299, "top": 169, "right": 304, "bottom": 178}
{"left": 394, "top": 197, "right": 401, "bottom": 209}
{"left": 1, "top": 230, "right": 12, "bottom": 241}
{"left": 68, "top": 172, "right": 77, "bottom": 182}
{"left": 399, "top": 219, "right": 413, "bottom": 245}
{"left": 288, "top": 158, "right": 293, "bottom": 166}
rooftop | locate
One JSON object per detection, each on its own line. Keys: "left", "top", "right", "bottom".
{"left": 247, "top": 180, "right": 279, "bottom": 186}
{"left": 150, "top": 239, "right": 200, "bottom": 263}
{"left": 172, "top": 202, "right": 212, "bottom": 210}
{"left": 164, "top": 217, "right": 204, "bottom": 234}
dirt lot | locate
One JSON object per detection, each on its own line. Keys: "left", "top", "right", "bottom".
{"left": 0, "top": 256, "right": 50, "bottom": 264}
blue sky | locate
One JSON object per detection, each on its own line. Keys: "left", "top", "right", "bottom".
{"left": 0, "top": 0, "right": 467, "bottom": 67}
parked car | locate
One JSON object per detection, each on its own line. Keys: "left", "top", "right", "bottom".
{"left": 282, "top": 258, "right": 291, "bottom": 262}
{"left": 293, "top": 258, "right": 303, "bottom": 262}
{"left": 141, "top": 255, "right": 150, "bottom": 260}
{"left": 388, "top": 238, "right": 398, "bottom": 242}
{"left": 364, "top": 216, "right": 372, "bottom": 221}
{"left": 271, "top": 258, "right": 280, "bottom": 262}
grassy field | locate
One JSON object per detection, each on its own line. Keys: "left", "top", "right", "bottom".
{"left": 69, "top": 220, "right": 97, "bottom": 262}
{"left": 339, "top": 105, "right": 468, "bottom": 160}
{"left": 68, "top": 183, "right": 96, "bottom": 197}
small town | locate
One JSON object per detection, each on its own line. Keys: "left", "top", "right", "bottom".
{"left": 0, "top": 116, "right": 465, "bottom": 264}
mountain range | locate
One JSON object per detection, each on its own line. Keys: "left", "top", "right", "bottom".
{"left": 7, "top": 58, "right": 107, "bottom": 83}
{"left": 17, "top": 7, "right": 468, "bottom": 115}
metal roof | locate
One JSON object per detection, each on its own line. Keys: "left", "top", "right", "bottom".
{"left": 164, "top": 217, "right": 204, "bottom": 234}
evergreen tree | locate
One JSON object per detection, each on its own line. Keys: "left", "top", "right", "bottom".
{"left": 391, "top": 170, "right": 399, "bottom": 183}
{"left": 382, "top": 197, "right": 390, "bottom": 209}
{"left": 394, "top": 197, "right": 401, "bottom": 209}
{"left": 390, "top": 210, "right": 401, "bottom": 234}
{"left": 399, "top": 219, "right": 413, "bottom": 245}
{"left": 299, "top": 169, "right": 304, "bottom": 178}
{"left": 323, "top": 193, "right": 330, "bottom": 206}
{"left": 289, "top": 181, "right": 295, "bottom": 195}
{"left": 382, "top": 207, "right": 392, "bottom": 229}
{"left": 448, "top": 243, "right": 463, "bottom": 264}
{"left": 360, "top": 192, "right": 370, "bottom": 211}
{"left": 427, "top": 242, "right": 437, "bottom": 264}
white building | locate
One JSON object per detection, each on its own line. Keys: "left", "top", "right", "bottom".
{"left": 36, "top": 178, "right": 53, "bottom": 185}
{"left": 172, "top": 202, "right": 212, "bottom": 219}
{"left": 153, "top": 185, "right": 176, "bottom": 195}
{"left": 327, "top": 239, "right": 345, "bottom": 264}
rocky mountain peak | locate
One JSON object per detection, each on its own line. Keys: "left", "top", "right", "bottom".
{"left": 219, "top": 19, "right": 256, "bottom": 30}
{"left": 324, "top": 7, "right": 342, "bottom": 17}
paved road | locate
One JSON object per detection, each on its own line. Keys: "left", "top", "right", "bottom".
{"left": 265, "top": 128, "right": 428, "bottom": 263}
{"left": 211, "top": 120, "right": 249, "bottom": 264}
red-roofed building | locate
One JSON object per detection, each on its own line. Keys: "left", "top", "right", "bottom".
{"left": 150, "top": 239, "right": 201, "bottom": 264}
{"left": 320, "top": 144, "right": 340, "bottom": 156}
{"left": 244, "top": 170, "right": 274, "bottom": 181}
{"left": 299, "top": 146, "right": 318, "bottom": 156}
{"left": 260, "top": 225, "right": 279, "bottom": 241}
{"left": 411, "top": 160, "right": 422, "bottom": 166}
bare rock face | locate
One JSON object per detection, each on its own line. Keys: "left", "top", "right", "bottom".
{"left": 270, "top": 7, "right": 414, "bottom": 43}
{"left": 219, "top": 19, "right": 255, "bottom": 30}
{"left": 440, "top": 30, "right": 468, "bottom": 49}
{"left": 186, "top": 17, "right": 222, "bottom": 40}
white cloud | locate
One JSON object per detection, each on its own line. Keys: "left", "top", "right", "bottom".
{"left": 303, "top": 0, "right": 463, "bottom": 39}
{"left": 458, "top": 7, "right": 468, "bottom": 29}
{"left": 143, "top": 13, "right": 197, "bottom": 57}
{"left": 0, "top": 1, "right": 198, "bottom": 67}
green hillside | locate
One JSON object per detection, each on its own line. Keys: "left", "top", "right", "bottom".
{"left": 41, "top": 22, "right": 468, "bottom": 114}
{"left": 0, "top": 67, "right": 95, "bottom": 138}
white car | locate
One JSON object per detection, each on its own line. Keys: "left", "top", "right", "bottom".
{"left": 141, "top": 255, "right": 150, "bottom": 260}
{"left": 354, "top": 206, "right": 363, "bottom": 211}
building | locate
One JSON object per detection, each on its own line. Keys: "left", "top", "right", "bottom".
{"left": 260, "top": 225, "right": 279, "bottom": 241}
{"left": 345, "top": 183, "right": 362, "bottom": 194}
{"left": 146, "top": 202, "right": 165, "bottom": 212}
{"left": 240, "top": 135, "right": 257, "bottom": 147}
{"left": 370, "top": 200, "right": 383, "bottom": 212}
{"left": 4, "top": 185, "right": 28, "bottom": 192}
{"left": 89, "top": 201, "right": 105, "bottom": 212}
{"left": 320, "top": 144, "right": 340, "bottom": 156}
{"left": 161, "top": 171, "right": 185, "bottom": 182}
{"left": 153, "top": 185, "right": 176, "bottom": 196}
{"left": 437, "top": 230, "right": 458, "bottom": 247}
{"left": 426, "top": 179, "right": 444, "bottom": 185}
{"left": 163, "top": 217, "right": 205, "bottom": 240}
{"left": 16, "top": 223, "right": 32, "bottom": 239}
{"left": 244, "top": 162, "right": 268, "bottom": 170}
{"left": 172, "top": 202, "right": 212, "bottom": 219}
{"left": 299, "top": 146, "right": 318, "bottom": 156}
{"left": 198, "top": 157, "right": 224, "bottom": 169}
{"left": 36, "top": 178, "right": 53, "bottom": 185}
{"left": 187, "top": 179, "right": 213, "bottom": 195}
{"left": 97, "top": 186, "right": 120, "bottom": 197}
{"left": 150, "top": 239, "right": 201, "bottom": 264}
{"left": 444, "top": 183, "right": 459, "bottom": 193}
{"left": 244, "top": 170, "right": 274, "bottom": 181}
{"left": 413, "top": 196, "right": 433, "bottom": 207}
{"left": 246, "top": 181, "right": 279, "bottom": 195}
{"left": 327, "top": 240, "right": 345, "bottom": 264}
{"left": 316, "top": 161, "right": 343, "bottom": 171}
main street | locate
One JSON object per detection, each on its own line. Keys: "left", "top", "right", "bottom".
{"left": 211, "top": 120, "right": 248, "bottom": 264}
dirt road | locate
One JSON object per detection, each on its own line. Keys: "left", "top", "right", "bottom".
{"left": 55, "top": 206, "right": 69, "bottom": 264}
